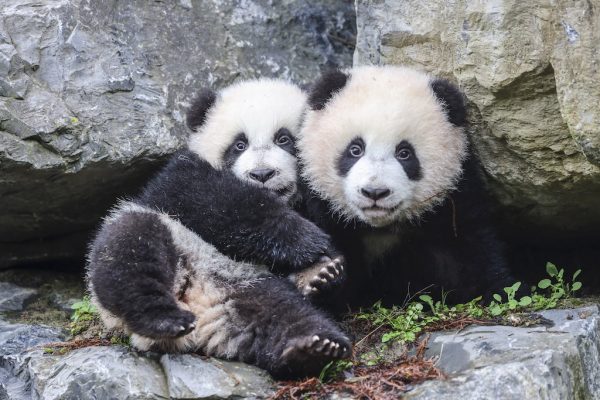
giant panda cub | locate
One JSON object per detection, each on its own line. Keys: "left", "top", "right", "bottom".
{"left": 296, "top": 66, "right": 516, "bottom": 309}
{"left": 87, "top": 78, "right": 350, "bottom": 378}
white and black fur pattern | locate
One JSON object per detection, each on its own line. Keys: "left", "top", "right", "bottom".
{"left": 295, "top": 66, "right": 516, "bottom": 310}
{"left": 188, "top": 79, "right": 304, "bottom": 201}
{"left": 87, "top": 79, "right": 350, "bottom": 378}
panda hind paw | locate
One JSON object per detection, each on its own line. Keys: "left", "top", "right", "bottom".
{"left": 135, "top": 309, "right": 197, "bottom": 339}
{"left": 280, "top": 332, "right": 352, "bottom": 376}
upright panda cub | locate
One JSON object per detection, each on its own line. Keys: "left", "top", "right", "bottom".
{"left": 297, "top": 66, "right": 515, "bottom": 309}
{"left": 87, "top": 79, "right": 350, "bottom": 378}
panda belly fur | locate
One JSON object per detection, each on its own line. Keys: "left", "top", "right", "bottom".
{"left": 88, "top": 201, "right": 350, "bottom": 378}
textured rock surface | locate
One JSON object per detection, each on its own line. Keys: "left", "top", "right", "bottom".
{"left": 405, "top": 306, "right": 600, "bottom": 399}
{"left": 0, "top": 0, "right": 355, "bottom": 268}
{"left": 1, "top": 346, "right": 275, "bottom": 400}
{"left": 355, "top": 0, "right": 600, "bottom": 232}
{"left": 0, "top": 282, "right": 36, "bottom": 312}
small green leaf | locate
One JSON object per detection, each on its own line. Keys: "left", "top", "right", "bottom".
{"left": 419, "top": 295, "right": 433, "bottom": 303}
{"left": 511, "top": 282, "right": 522, "bottom": 292}
{"left": 382, "top": 331, "right": 400, "bottom": 343}
{"left": 519, "top": 296, "right": 532, "bottom": 306}
{"left": 546, "top": 262, "right": 558, "bottom": 277}
{"left": 538, "top": 279, "right": 551, "bottom": 289}
{"left": 572, "top": 282, "right": 582, "bottom": 292}
{"left": 493, "top": 294, "right": 502, "bottom": 302}
{"left": 489, "top": 305, "right": 503, "bottom": 316}
{"left": 71, "top": 301, "right": 84, "bottom": 309}
{"left": 319, "top": 361, "right": 334, "bottom": 381}
{"left": 573, "top": 269, "right": 582, "bottom": 280}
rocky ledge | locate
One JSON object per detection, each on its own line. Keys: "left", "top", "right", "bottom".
{"left": 1, "top": 271, "right": 599, "bottom": 400}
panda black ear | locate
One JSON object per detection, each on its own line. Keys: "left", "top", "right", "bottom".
{"left": 308, "top": 70, "right": 349, "bottom": 111}
{"left": 186, "top": 89, "right": 217, "bottom": 131}
{"left": 430, "top": 79, "right": 467, "bottom": 127}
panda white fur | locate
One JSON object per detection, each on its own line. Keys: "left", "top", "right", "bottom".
{"left": 87, "top": 78, "right": 350, "bottom": 379}
{"left": 295, "top": 66, "right": 515, "bottom": 309}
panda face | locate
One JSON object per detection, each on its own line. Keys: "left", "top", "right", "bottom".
{"left": 187, "top": 79, "right": 307, "bottom": 201}
{"left": 300, "top": 66, "right": 468, "bottom": 226}
{"left": 222, "top": 126, "right": 298, "bottom": 199}
{"left": 337, "top": 136, "right": 423, "bottom": 227}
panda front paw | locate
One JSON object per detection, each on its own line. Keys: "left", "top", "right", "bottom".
{"left": 300, "top": 256, "right": 346, "bottom": 298}
{"left": 288, "top": 255, "right": 346, "bottom": 301}
{"left": 132, "top": 308, "right": 197, "bottom": 339}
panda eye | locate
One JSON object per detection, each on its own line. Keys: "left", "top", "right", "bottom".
{"left": 235, "top": 141, "right": 247, "bottom": 151}
{"left": 276, "top": 135, "right": 291, "bottom": 145}
{"left": 396, "top": 148, "right": 412, "bottom": 160}
{"left": 349, "top": 144, "right": 364, "bottom": 158}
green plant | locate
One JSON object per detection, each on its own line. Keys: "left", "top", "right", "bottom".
{"left": 487, "top": 282, "right": 532, "bottom": 316}
{"left": 357, "top": 301, "right": 439, "bottom": 345}
{"left": 70, "top": 296, "right": 98, "bottom": 335}
{"left": 71, "top": 296, "right": 97, "bottom": 322}
{"left": 355, "top": 262, "right": 582, "bottom": 350}
{"left": 319, "top": 359, "right": 354, "bottom": 382}
{"left": 529, "top": 263, "right": 582, "bottom": 310}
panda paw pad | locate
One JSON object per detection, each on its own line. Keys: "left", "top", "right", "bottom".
{"left": 302, "top": 256, "right": 346, "bottom": 297}
{"left": 282, "top": 333, "right": 351, "bottom": 362}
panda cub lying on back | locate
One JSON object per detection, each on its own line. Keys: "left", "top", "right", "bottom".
{"left": 295, "top": 66, "right": 516, "bottom": 310}
{"left": 87, "top": 79, "right": 350, "bottom": 378}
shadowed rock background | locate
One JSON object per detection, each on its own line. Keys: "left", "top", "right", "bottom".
{"left": 0, "top": 0, "right": 356, "bottom": 268}
{"left": 0, "top": 0, "right": 598, "bottom": 279}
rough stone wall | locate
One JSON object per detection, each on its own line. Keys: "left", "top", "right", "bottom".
{"left": 0, "top": 0, "right": 356, "bottom": 268}
{"left": 355, "top": 0, "right": 600, "bottom": 234}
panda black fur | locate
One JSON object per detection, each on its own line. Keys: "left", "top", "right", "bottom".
{"left": 87, "top": 78, "right": 350, "bottom": 378}
{"left": 296, "top": 66, "right": 515, "bottom": 310}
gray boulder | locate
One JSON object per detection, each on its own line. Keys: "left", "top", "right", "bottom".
{"left": 405, "top": 306, "right": 600, "bottom": 399}
{"left": 0, "top": 282, "right": 37, "bottom": 312}
{"left": 1, "top": 345, "right": 275, "bottom": 400}
{"left": 354, "top": 0, "right": 600, "bottom": 233}
{"left": 0, "top": 0, "right": 355, "bottom": 268}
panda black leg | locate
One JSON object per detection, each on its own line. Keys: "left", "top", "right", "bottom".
{"left": 228, "top": 277, "right": 351, "bottom": 379}
{"left": 88, "top": 211, "right": 196, "bottom": 339}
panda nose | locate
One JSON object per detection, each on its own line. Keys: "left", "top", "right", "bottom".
{"left": 361, "top": 187, "right": 391, "bottom": 201}
{"left": 249, "top": 168, "right": 276, "bottom": 183}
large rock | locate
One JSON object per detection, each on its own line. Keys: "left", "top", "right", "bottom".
{"left": 0, "top": 0, "right": 355, "bottom": 268}
{"left": 354, "top": 0, "right": 600, "bottom": 234}
{"left": 405, "top": 306, "right": 600, "bottom": 399}
{"left": 1, "top": 344, "right": 275, "bottom": 400}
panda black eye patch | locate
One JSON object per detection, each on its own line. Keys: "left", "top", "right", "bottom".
{"left": 336, "top": 137, "right": 364, "bottom": 177}
{"left": 395, "top": 140, "right": 422, "bottom": 180}
{"left": 223, "top": 132, "right": 248, "bottom": 168}
{"left": 274, "top": 127, "right": 296, "bottom": 155}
